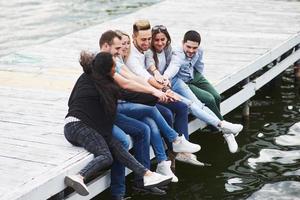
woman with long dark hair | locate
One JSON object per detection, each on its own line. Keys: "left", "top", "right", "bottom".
{"left": 63, "top": 52, "right": 172, "bottom": 196}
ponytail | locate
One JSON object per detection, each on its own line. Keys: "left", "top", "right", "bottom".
{"left": 79, "top": 51, "right": 95, "bottom": 74}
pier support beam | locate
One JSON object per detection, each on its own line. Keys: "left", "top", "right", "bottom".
{"left": 242, "top": 78, "right": 250, "bottom": 120}
{"left": 294, "top": 63, "right": 300, "bottom": 79}
{"left": 294, "top": 44, "right": 300, "bottom": 80}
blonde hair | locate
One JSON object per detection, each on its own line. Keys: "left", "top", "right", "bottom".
{"left": 133, "top": 19, "right": 151, "bottom": 35}
{"left": 115, "top": 30, "right": 131, "bottom": 62}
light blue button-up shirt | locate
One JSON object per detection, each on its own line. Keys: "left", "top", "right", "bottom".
{"left": 164, "top": 47, "right": 204, "bottom": 83}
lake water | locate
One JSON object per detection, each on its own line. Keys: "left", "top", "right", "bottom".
{"left": 0, "top": 0, "right": 160, "bottom": 58}
{"left": 1, "top": 0, "right": 299, "bottom": 199}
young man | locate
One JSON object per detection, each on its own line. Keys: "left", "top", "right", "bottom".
{"left": 163, "top": 30, "right": 222, "bottom": 119}
{"left": 126, "top": 21, "right": 243, "bottom": 154}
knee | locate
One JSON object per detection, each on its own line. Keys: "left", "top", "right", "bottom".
{"left": 214, "top": 93, "right": 222, "bottom": 104}
{"left": 120, "top": 137, "right": 130, "bottom": 150}
{"left": 104, "top": 153, "right": 114, "bottom": 167}
{"left": 205, "top": 94, "right": 216, "bottom": 105}
{"left": 175, "top": 102, "right": 189, "bottom": 115}
{"left": 157, "top": 107, "right": 173, "bottom": 125}
{"left": 95, "top": 152, "right": 114, "bottom": 168}
{"left": 140, "top": 125, "right": 151, "bottom": 141}
{"left": 112, "top": 126, "right": 130, "bottom": 149}
{"left": 114, "top": 135, "right": 130, "bottom": 150}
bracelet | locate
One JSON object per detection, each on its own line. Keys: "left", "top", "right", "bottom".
{"left": 161, "top": 86, "right": 169, "bottom": 92}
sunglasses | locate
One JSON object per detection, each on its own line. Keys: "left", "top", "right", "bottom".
{"left": 152, "top": 25, "right": 167, "bottom": 32}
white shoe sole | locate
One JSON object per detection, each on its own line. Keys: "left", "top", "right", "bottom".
{"left": 144, "top": 177, "right": 172, "bottom": 189}
{"left": 65, "top": 176, "right": 89, "bottom": 196}
{"left": 175, "top": 155, "right": 205, "bottom": 166}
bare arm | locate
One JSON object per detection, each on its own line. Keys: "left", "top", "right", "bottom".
{"left": 121, "top": 64, "right": 151, "bottom": 86}
{"left": 113, "top": 72, "right": 168, "bottom": 102}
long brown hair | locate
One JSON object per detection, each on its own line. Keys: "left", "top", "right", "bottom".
{"left": 150, "top": 25, "right": 171, "bottom": 67}
{"left": 79, "top": 51, "right": 120, "bottom": 116}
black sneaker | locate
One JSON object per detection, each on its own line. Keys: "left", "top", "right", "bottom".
{"left": 132, "top": 186, "right": 166, "bottom": 196}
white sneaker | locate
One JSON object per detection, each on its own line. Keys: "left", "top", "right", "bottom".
{"left": 220, "top": 120, "right": 243, "bottom": 136}
{"left": 175, "top": 153, "right": 205, "bottom": 166}
{"left": 156, "top": 160, "right": 178, "bottom": 182}
{"left": 143, "top": 172, "right": 172, "bottom": 188}
{"left": 172, "top": 136, "right": 201, "bottom": 153}
{"left": 65, "top": 175, "right": 89, "bottom": 196}
{"left": 223, "top": 133, "right": 238, "bottom": 153}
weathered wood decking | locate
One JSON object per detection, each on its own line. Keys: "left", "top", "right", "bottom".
{"left": 0, "top": 0, "right": 300, "bottom": 199}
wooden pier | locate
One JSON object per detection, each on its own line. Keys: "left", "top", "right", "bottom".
{"left": 0, "top": 0, "right": 299, "bottom": 199}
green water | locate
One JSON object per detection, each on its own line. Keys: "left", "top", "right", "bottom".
{"left": 96, "top": 67, "right": 300, "bottom": 199}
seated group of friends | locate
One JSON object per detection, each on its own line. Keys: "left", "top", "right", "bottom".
{"left": 63, "top": 19, "right": 244, "bottom": 200}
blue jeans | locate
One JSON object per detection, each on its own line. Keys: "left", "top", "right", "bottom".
{"left": 157, "top": 101, "right": 189, "bottom": 139}
{"left": 111, "top": 113, "right": 151, "bottom": 197}
{"left": 117, "top": 102, "right": 179, "bottom": 162}
{"left": 117, "top": 102, "right": 178, "bottom": 142}
{"left": 171, "top": 77, "right": 221, "bottom": 127}
{"left": 142, "top": 117, "right": 168, "bottom": 162}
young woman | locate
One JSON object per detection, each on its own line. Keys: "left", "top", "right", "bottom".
{"left": 145, "top": 25, "right": 243, "bottom": 154}
{"left": 63, "top": 52, "right": 173, "bottom": 196}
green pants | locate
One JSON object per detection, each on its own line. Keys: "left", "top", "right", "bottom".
{"left": 187, "top": 71, "right": 223, "bottom": 120}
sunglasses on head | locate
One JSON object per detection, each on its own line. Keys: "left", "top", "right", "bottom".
{"left": 152, "top": 25, "right": 167, "bottom": 32}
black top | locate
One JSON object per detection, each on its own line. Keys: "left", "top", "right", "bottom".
{"left": 66, "top": 73, "right": 158, "bottom": 142}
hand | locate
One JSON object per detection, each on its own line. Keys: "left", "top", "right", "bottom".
{"left": 153, "top": 89, "right": 169, "bottom": 103}
{"left": 162, "top": 78, "right": 171, "bottom": 87}
{"left": 165, "top": 89, "right": 181, "bottom": 101}
{"left": 162, "top": 75, "right": 171, "bottom": 87}
{"left": 153, "top": 70, "right": 164, "bottom": 84}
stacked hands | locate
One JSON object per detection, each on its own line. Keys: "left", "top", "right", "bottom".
{"left": 153, "top": 70, "right": 169, "bottom": 86}
{"left": 153, "top": 70, "right": 180, "bottom": 102}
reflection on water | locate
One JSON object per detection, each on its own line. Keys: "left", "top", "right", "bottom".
{"left": 275, "top": 122, "right": 300, "bottom": 146}
{"left": 0, "top": 0, "right": 161, "bottom": 57}
{"left": 248, "top": 181, "right": 300, "bottom": 200}
{"left": 248, "top": 149, "right": 300, "bottom": 169}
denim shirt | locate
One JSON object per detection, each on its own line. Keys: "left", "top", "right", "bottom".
{"left": 164, "top": 47, "right": 204, "bottom": 82}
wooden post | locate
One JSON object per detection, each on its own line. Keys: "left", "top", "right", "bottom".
{"left": 294, "top": 44, "right": 300, "bottom": 80}
{"left": 242, "top": 77, "right": 250, "bottom": 120}
{"left": 294, "top": 63, "right": 300, "bottom": 79}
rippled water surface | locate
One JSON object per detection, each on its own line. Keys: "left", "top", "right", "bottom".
{"left": 0, "top": 0, "right": 161, "bottom": 57}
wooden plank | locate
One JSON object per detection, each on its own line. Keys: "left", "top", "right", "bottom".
{"left": 254, "top": 49, "right": 300, "bottom": 90}
{"left": 214, "top": 33, "right": 300, "bottom": 93}
{"left": 1, "top": 152, "right": 92, "bottom": 200}
{"left": 221, "top": 83, "right": 256, "bottom": 115}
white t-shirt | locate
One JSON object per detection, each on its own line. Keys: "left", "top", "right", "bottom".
{"left": 125, "top": 44, "right": 152, "bottom": 80}
{"left": 157, "top": 51, "right": 167, "bottom": 74}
